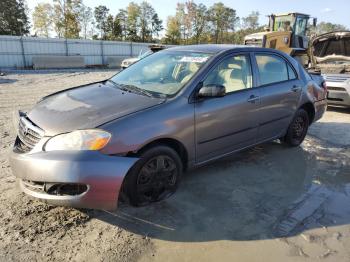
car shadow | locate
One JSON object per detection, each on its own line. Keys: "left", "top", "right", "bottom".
{"left": 327, "top": 106, "right": 350, "bottom": 114}
{"left": 89, "top": 139, "right": 350, "bottom": 242}
{"left": 309, "top": 121, "right": 350, "bottom": 146}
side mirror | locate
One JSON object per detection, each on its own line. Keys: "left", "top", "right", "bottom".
{"left": 198, "top": 84, "right": 226, "bottom": 98}
{"left": 313, "top": 18, "right": 317, "bottom": 27}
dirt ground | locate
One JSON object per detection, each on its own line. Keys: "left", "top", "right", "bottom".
{"left": 0, "top": 70, "right": 349, "bottom": 262}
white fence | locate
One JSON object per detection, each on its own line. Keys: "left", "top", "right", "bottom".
{"left": 0, "top": 35, "right": 155, "bottom": 68}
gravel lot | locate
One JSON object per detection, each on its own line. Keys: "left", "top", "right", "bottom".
{"left": 0, "top": 71, "right": 349, "bottom": 262}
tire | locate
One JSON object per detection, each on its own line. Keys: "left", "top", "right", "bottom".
{"left": 284, "top": 108, "right": 310, "bottom": 147}
{"left": 123, "top": 146, "right": 183, "bottom": 207}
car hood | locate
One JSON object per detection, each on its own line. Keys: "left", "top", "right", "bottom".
{"left": 312, "top": 31, "right": 350, "bottom": 64}
{"left": 28, "top": 81, "right": 165, "bottom": 136}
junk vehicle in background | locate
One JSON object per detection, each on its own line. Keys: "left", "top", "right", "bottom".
{"left": 309, "top": 31, "right": 350, "bottom": 107}
{"left": 121, "top": 44, "right": 166, "bottom": 69}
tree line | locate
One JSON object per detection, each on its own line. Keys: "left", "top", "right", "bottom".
{"left": 32, "top": 0, "right": 164, "bottom": 41}
{"left": 0, "top": 0, "right": 348, "bottom": 45}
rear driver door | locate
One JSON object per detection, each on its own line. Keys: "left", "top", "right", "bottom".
{"left": 252, "top": 53, "right": 302, "bottom": 142}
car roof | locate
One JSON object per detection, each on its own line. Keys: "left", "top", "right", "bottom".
{"left": 166, "top": 44, "right": 278, "bottom": 54}
{"left": 165, "top": 44, "right": 299, "bottom": 72}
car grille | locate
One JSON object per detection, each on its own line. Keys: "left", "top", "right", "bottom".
{"left": 22, "top": 180, "right": 88, "bottom": 196}
{"left": 324, "top": 75, "right": 350, "bottom": 83}
{"left": 15, "top": 117, "right": 44, "bottom": 153}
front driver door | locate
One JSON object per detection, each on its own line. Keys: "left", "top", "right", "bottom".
{"left": 195, "top": 53, "right": 260, "bottom": 164}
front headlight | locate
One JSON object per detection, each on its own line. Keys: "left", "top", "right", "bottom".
{"left": 45, "top": 129, "right": 111, "bottom": 151}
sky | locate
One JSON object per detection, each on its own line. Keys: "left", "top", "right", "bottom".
{"left": 26, "top": 0, "right": 350, "bottom": 32}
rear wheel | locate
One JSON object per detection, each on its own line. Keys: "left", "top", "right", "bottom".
{"left": 284, "top": 109, "right": 310, "bottom": 146}
{"left": 123, "top": 146, "right": 182, "bottom": 206}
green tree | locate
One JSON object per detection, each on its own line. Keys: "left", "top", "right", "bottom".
{"left": 112, "top": 15, "right": 123, "bottom": 40}
{"left": 232, "top": 11, "right": 264, "bottom": 44}
{"left": 241, "top": 11, "right": 260, "bottom": 30}
{"left": 139, "top": 1, "right": 155, "bottom": 42}
{"left": 104, "top": 14, "right": 122, "bottom": 40}
{"left": 79, "top": 4, "right": 92, "bottom": 39}
{"left": 116, "top": 9, "right": 128, "bottom": 40}
{"left": 316, "top": 22, "right": 348, "bottom": 34}
{"left": 151, "top": 13, "right": 163, "bottom": 39}
{"left": 126, "top": 2, "right": 140, "bottom": 41}
{"left": 32, "top": 3, "right": 53, "bottom": 37}
{"left": 53, "top": 0, "right": 82, "bottom": 38}
{"left": 94, "top": 5, "right": 109, "bottom": 39}
{"left": 65, "top": 0, "right": 81, "bottom": 38}
{"left": 164, "top": 16, "right": 181, "bottom": 44}
{"left": 52, "top": 0, "right": 65, "bottom": 37}
{"left": 105, "top": 14, "right": 114, "bottom": 39}
{"left": 208, "top": 2, "right": 239, "bottom": 44}
{"left": 0, "top": 0, "right": 30, "bottom": 36}
{"left": 192, "top": 3, "right": 208, "bottom": 44}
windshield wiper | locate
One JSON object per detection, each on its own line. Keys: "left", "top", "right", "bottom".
{"left": 117, "top": 83, "right": 154, "bottom": 98}
{"left": 107, "top": 79, "right": 119, "bottom": 87}
{"left": 108, "top": 80, "right": 167, "bottom": 98}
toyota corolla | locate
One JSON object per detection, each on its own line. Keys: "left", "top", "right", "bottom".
{"left": 10, "top": 45, "right": 327, "bottom": 210}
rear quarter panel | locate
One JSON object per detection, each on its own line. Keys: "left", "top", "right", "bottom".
{"left": 300, "top": 66, "right": 327, "bottom": 122}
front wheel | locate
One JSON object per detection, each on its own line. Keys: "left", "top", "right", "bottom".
{"left": 283, "top": 109, "right": 310, "bottom": 147}
{"left": 123, "top": 146, "right": 183, "bottom": 206}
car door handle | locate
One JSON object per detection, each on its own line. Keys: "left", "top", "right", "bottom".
{"left": 291, "top": 85, "right": 301, "bottom": 92}
{"left": 247, "top": 95, "right": 260, "bottom": 103}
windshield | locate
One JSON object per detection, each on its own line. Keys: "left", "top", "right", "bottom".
{"left": 110, "top": 51, "right": 212, "bottom": 96}
{"left": 274, "top": 16, "right": 294, "bottom": 32}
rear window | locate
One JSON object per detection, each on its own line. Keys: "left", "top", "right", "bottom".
{"left": 255, "top": 54, "right": 296, "bottom": 85}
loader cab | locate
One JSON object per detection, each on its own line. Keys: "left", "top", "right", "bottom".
{"left": 269, "top": 13, "right": 312, "bottom": 49}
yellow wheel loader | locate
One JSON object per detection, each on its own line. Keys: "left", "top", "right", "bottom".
{"left": 244, "top": 12, "right": 317, "bottom": 66}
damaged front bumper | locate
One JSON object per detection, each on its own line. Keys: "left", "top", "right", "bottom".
{"left": 10, "top": 150, "right": 138, "bottom": 210}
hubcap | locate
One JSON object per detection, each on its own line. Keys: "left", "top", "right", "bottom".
{"left": 136, "top": 155, "right": 177, "bottom": 204}
{"left": 292, "top": 116, "right": 306, "bottom": 140}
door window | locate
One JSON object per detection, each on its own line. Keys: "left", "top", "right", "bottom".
{"left": 255, "top": 54, "right": 296, "bottom": 85}
{"left": 295, "top": 16, "right": 308, "bottom": 36}
{"left": 203, "top": 55, "right": 253, "bottom": 94}
{"left": 287, "top": 63, "right": 297, "bottom": 80}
